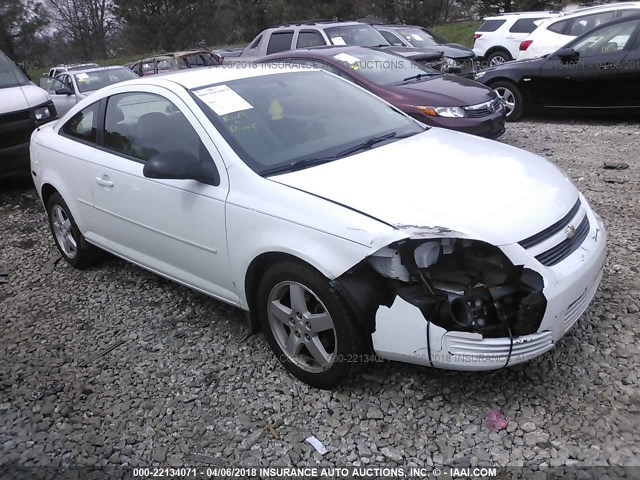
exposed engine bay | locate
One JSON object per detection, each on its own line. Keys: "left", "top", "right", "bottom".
{"left": 334, "top": 238, "right": 547, "bottom": 339}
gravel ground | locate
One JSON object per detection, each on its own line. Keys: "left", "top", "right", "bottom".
{"left": 1, "top": 117, "right": 639, "bottom": 475}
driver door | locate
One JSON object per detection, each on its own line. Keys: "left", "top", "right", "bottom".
{"left": 48, "top": 74, "right": 78, "bottom": 116}
{"left": 83, "top": 86, "right": 236, "bottom": 302}
{"left": 537, "top": 19, "right": 638, "bottom": 108}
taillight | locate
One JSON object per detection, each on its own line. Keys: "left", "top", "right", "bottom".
{"left": 520, "top": 40, "right": 533, "bottom": 51}
{"left": 473, "top": 33, "right": 482, "bottom": 40}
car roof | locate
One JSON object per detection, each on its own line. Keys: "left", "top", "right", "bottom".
{"left": 548, "top": 1, "right": 640, "bottom": 20}
{"left": 269, "top": 20, "right": 364, "bottom": 29}
{"left": 68, "top": 65, "right": 129, "bottom": 75}
{"left": 372, "top": 24, "right": 433, "bottom": 30}
{"left": 482, "top": 11, "right": 559, "bottom": 20}
{"left": 110, "top": 64, "right": 313, "bottom": 91}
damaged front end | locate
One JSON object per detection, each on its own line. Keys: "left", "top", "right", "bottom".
{"left": 333, "top": 236, "right": 548, "bottom": 368}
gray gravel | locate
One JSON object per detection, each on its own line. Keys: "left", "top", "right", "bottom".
{"left": 1, "top": 117, "right": 639, "bottom": 473}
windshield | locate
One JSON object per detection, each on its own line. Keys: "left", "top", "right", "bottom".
{"left": 395, "top": 27, "right": 447, "bottom": 47}
{"left": 191, "top": 70, "right": 424, "bottom": 175}
{"left": 325, "top": 25, "right": 390, "bottom": 47}
{"left": 74, "top": 68, "right": 138, "bottom": 93}
{"left": 0, "top": 52, "right": 30, "bottom": 89}
{"left": 328, "top": 49, "right": 440, "bottom": 85}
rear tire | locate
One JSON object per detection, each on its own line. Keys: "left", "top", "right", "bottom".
{"left": 257, "top": 261, "right": 363, "bottom": 389}
{"left": 47, "top": 192, "right": 100, "bottom": 268}
{"left": 492, "top": 80, "right": 524, "bottom": 122}
{"left": 486, "top": 50, "right": 512, "bottom": 66}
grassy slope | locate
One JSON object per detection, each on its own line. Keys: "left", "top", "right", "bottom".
{"left": 431, "top": 21, "right": 481, "bottom": 48}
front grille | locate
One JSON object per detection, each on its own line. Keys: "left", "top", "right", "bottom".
{"left": 519, "top": 198, "right": 581, "bottom": 249}
{"left": 535, "top": 214, "right": 590, "bottom": 266}
{"left": 464, "top": 97, "right": 502, "bottom": 118}
{"left": 0, "top": 108, "right": 36, "bottom": 149}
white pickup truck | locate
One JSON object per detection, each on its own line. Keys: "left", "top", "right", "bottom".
{"left": 0, "top": 50, "right": 57, "bottom": 178}
{"left": 228, "top": 20, "right": 445, "bottom": 68}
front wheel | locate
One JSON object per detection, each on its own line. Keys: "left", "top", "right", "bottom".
{"left": 257, "top": 262, "right": 363, "bottom": 389}
{"left": 47, "top": 192, "right": 100, "bottom": 268}
{"left": 492, "top": 80, "right": 524, "bottom": 122}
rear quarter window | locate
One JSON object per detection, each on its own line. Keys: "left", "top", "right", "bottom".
{"left": 547, "top": 19, "right": 568, "bottom": 34}
{"left": 267, "top": 32, "right": 294, "bottom": 55}
{"left": 478, "top": 19, "right": 507, "bottom": 32}
{"left": 509, "top": 18, "right": 545, "bottom": 33}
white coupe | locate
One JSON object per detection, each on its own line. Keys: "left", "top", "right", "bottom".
{"left": 30, "top": 66, "right": 607, "bottom": 388}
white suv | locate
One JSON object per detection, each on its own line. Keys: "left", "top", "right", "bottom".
{"left": 473, "top": 12, "right": 560, "bottom": 66}
{"left": 517, "top": 2, "right": 640, "bottom": 59}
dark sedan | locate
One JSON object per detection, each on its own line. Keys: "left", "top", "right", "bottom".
{"left": 373, "top": 24, "right": 478, "bottom": 77}
{"left": 259, "top": 46, "right": 505, "bottom": 138}
{"left": 474, "top": 14, "right": 640, "bottom": 121}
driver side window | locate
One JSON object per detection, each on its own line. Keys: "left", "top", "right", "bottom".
{"left": 103, "top": 92, "right": 210, "bottom": 164}
{"left": 572, "top": 20, "right": 636, "bottom": 56}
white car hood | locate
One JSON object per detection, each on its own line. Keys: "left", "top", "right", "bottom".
{"left": 0, "top": 84, "right": 49, "bottom": 114}
{"left": 271, "top": 128, "right": 578, "bottom": 246}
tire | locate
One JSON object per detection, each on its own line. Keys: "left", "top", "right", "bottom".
{"left": 257, "top": 261, "right": 363, "bottom": 389}
{"left": 47, "top": 192, "right": 100, "bottom": 268}
{"left": 486, "top": 50, "right": 512, "bottom": 67}
{"left": 492, "top": 80, "right": 524, "bottom": 122}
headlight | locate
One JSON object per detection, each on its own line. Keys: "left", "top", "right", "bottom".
{"left": 474, "top": 71, "right": 487, "bottom": 80}
{"left": 33, "top": 102, "right": 54, "bottom": 122}
{"left": 416, "top": 106, "right": 466, "bottom": 118}
{"left": 440, "top": 57, "right": 461, "bottom": 73}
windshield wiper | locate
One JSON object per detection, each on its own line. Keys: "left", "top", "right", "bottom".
{"left": 402, "top": 73, "right": 440, "bottom": 82}
{"left": 331, "top": 131, "right": 401, "bottom": 158}
{"left": 261, "top": 157, "right": 338, "bottom": 177}
{"left": 261, "top": 131, "right": 414, "bottom": 177}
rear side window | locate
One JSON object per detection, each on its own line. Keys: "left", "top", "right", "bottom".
{"left": 297, "top": 31, "right": 325, "bottom": 48}
{"left": 478, "top": 19, "right": 506, "bottom": 32}
{"left": 548, "top": 19, "right": 568, "bottom": 34}
{"left": 619, "top": 9, "right": 640, "bottom": 17}
{"left": 267, "top": 32, "right": 294, "bottom": 55}
{"left": 61, "top": 102, "right": 99, "bottom": 144}
{"left": 568, "top": 12, "right": 615, "bottom": 36}
{"left": 509, "top": 18, "right": 545, "bottom": 33}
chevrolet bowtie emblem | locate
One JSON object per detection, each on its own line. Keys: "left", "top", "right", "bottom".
{"left": 565, "top": 225, "right": 577, "bottom": 240}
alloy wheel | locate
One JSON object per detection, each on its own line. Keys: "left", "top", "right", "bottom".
{"left": 267, "top": 281, "right": 337, "bottom": 373}
{"left": 51, "top": 205, "right": 77, "bottom": 258}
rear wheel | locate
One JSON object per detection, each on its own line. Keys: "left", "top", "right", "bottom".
{"left": 47, "top": 192, "right": 100, "bottom": 268}
{"left": 492, "top": 80, "right": 524, "bottom": 121}
{"left": 257, "top": 261, "right": 363, "bottom": 389}
{"left": 486, "top": 50, "right": 512, "bottom": 67}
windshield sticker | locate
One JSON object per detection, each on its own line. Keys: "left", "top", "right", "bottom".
{"left": 411, "top": 33, "right": 424, "bottom": 41}
{"left": 331, "top": 36, "right": 346, "bottom": 46}
{"left": 76, "top": 72, "right": 89, "bottom": 81}
{"left": 194, "top": 85, "right": 253, "bottom": 116}
{"left": 333, "top": 53, "right": 359, "bottom": 64}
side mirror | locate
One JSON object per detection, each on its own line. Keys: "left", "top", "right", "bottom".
{"left": 55, "top": 87, "right": 73, "bottom": 95}
{"left": 143, "top": 150, "right": 220, "bottom": 186}
{"left": 557, "top": 47, "right": 579, "bottom": 62}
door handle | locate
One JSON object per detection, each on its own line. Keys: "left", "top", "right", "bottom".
{"left": 599, "top": 62, "right": 615, "bottom": 70}
{"left": 95, "top": 176, "right": 114, "bottom": 187}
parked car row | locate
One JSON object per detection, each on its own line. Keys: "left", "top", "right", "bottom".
{"left": 30, "top": 62, "right": 607, "bottom": 388}
{"left": 475, "top": 13, "right": 640, "bottom": 120}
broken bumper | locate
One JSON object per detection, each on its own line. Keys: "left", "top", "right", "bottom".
{"left": 372, "top": 196, "right": 607, "bottom": 370}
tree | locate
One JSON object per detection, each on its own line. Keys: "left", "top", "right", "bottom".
{"left": 49, "top": 0, "right": 115, "bottom": 59}
{"left": 0, "top": 0, "right": 49, "bottom": 60}
{"left": 114, "top": 0, "right": 223, "bottom": 53}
